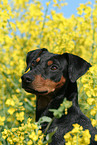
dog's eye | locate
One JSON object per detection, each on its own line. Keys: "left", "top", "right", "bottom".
{"left": 50, "top": 65, "right": 58, "bottom": 70}
{"left": 32, "top": 60, "right": 36, "bottom": 66}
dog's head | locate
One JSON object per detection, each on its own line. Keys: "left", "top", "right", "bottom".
{"left": 21, "top": 48, "right": 91, "bottom": 96}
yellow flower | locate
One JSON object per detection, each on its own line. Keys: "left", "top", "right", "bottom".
{"left": 6, "top": 99, "right": 15, "bottom": 106}
{"left": 95, "top": 135, "right": 97, "bottom": 141}
{"left": 32, "top": 124, "right": 38, "bottom": 130}
{"left": 7, "top": 137, "right": 13, "bottom": 144}
{"left": 90, "top": 109, "right": 96, "bottom": 116}
{"left": 39, "top": 134, "right": 44, "bottom": 140}
{"left": 64, "top": 132, "right": 71, "bottom": 141}
{"left": 83, "top": 130, "right": 91, "bottom": 144}
{"left": 11, "top": 128, "right": 18, "bottom": 132}
{"left": 29, "top": 131, "right": 38, "bottom": 141}
{"left": 87, "top": 98, "right": 95, "bottom": 105}
{"left": 65, "top": 141, "right": 71, "bottom": 145}
{"left": 25, "top": 68, "right": 30, "bottom": 73}
{"left": 8, "top": 107, "right": 15, "bottom": 115}
{"left": 0, "top": 0, "right": 97, "bottom": 144}
{"left": 65, "top": 108, "right": 68, "bottom": 115}
{"left": 72, "top": 124, "right": 83, "bottom": 133}
{"left": 53, "top": 0, "right": 57, "bottom": 3}
{"left": 77, "top": 7, "right": 83, "bottom": 15}
{"left": 0, "top": 116, "right": 5, "bottom": 126}
{"left": 16, "top": 89, "right": 20, "bottom": 93}
{"left": 38, "top": 130, "right": 42, "bottom": 136}
{"left": 16, "top": 112, "right": 24, "bottom": 122}
{"left": 2, "top": 129, "right": 9, "bottom": 139}
{"left": 0, "top": 141, "right": 2, "bottom": 145}
{"left": 64, "top": 124, "right": 91, "bottom": 145}
{"left": 91, "top": 119, "right": 97, "bottom": 127}
{"left": 46, "top": 2, "right": 50, "bottom": 6}
{"left": 27, "top": 140, "right": 33, "bottom": 145}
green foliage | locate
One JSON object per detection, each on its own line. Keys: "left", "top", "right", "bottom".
{"left": 49, "top": 98, "right": 72, "bottom": 118}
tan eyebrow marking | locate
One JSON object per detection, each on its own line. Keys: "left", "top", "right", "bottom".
{"left": 37, "top": 50, "right": 43, "bottom": 57}
{"left": 47, "top": 60, "right": 53, "bottom": 66}
{"left": 36, "top": 57, "right": 40, "bottom": 63}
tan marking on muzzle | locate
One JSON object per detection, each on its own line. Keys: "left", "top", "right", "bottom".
{"left": 32, "top": 75, "right": 66, "bottom": 94}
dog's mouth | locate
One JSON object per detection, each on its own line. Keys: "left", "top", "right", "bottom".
{"left": 22, "top": 85, "right": 48, "bottom": 95}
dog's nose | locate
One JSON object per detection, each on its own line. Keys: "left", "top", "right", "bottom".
{"left": 21, "top": 75, "right": 33, "bottom": 83}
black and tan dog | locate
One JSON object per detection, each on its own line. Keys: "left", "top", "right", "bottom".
{"left": 21, "top": 48, "right": 97, "bottom": 145}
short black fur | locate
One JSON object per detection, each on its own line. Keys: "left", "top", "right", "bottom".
{"left": 21, "top": 49, "right": 97, "bottom": 145}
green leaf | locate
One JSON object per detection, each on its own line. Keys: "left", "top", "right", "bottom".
{"left": 49, "top": 109, "right": 63, "bottom": 118}
{"left": 24, "top": 103, "right": 33, "bottom": 111}
{"left": 49, "top": 98, "right": 72, "bottom": 118}
{"left": 38, "top": 116, "right": 52, "bottom": 124}
{"left": 43, "top": 127, "right": 58, "bottom": 144}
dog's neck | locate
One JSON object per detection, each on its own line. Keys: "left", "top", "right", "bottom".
{"left": 36, "top": 81, "right": 78, "bottom": 121}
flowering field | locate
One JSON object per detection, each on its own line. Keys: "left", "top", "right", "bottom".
{"left": 0, "top": 0, "right": 97, "bottom": 144}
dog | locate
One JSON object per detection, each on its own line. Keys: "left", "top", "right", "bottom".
{"left": 21, "top": 48, "right": 97, "bottom": 145}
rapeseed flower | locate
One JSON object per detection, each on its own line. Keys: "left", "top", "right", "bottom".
{"left": 2, "top": 118, "right": 46, "bottom": 144}
{"left": 7, "top": 107, "right": 15, "bottom": 115}
{"left": 0, "top": 0, "right": 97, "bottom": 144}
{"left": 29, "top": 131, "right": 38, "bottom": 141}
{"left": 0, "top": 116, "right": 5, "bottom": 126}
{"left": 64, "top": 124, "right": 91, "bottom": 145}
{"left": 6, "top": 99, "right": 15, "bottom": 106}
{"left": 16, "top": 112, "right": 24, "bottom": 122}
{"left": 95, "top": 135, "right": 97, "bottom": 141}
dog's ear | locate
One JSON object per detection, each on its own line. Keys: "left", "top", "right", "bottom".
{"left": 25, "top": 48, "right": 48, "bottom": 72}
{"left": 63, "top": 53, "right": 91, "bottom": 82}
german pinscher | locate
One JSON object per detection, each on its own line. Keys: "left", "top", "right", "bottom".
{"left": 21, "top": 48, "right": 97, "bottom": 145}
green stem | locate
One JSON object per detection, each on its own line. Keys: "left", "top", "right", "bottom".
{"left": 44, "top": 117, "right": 55, "bottom": 134}
{"left": 76, "top": 133, "right": 79, "bottom": 145}
{"left": 2, "top": 82, "right": 6, "bottom": 118}
{"left": 39, "top": 0, "right": 51, "bottom": 47}
{"left": 90, "top": 9, "right": 95, "bottom": 64}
